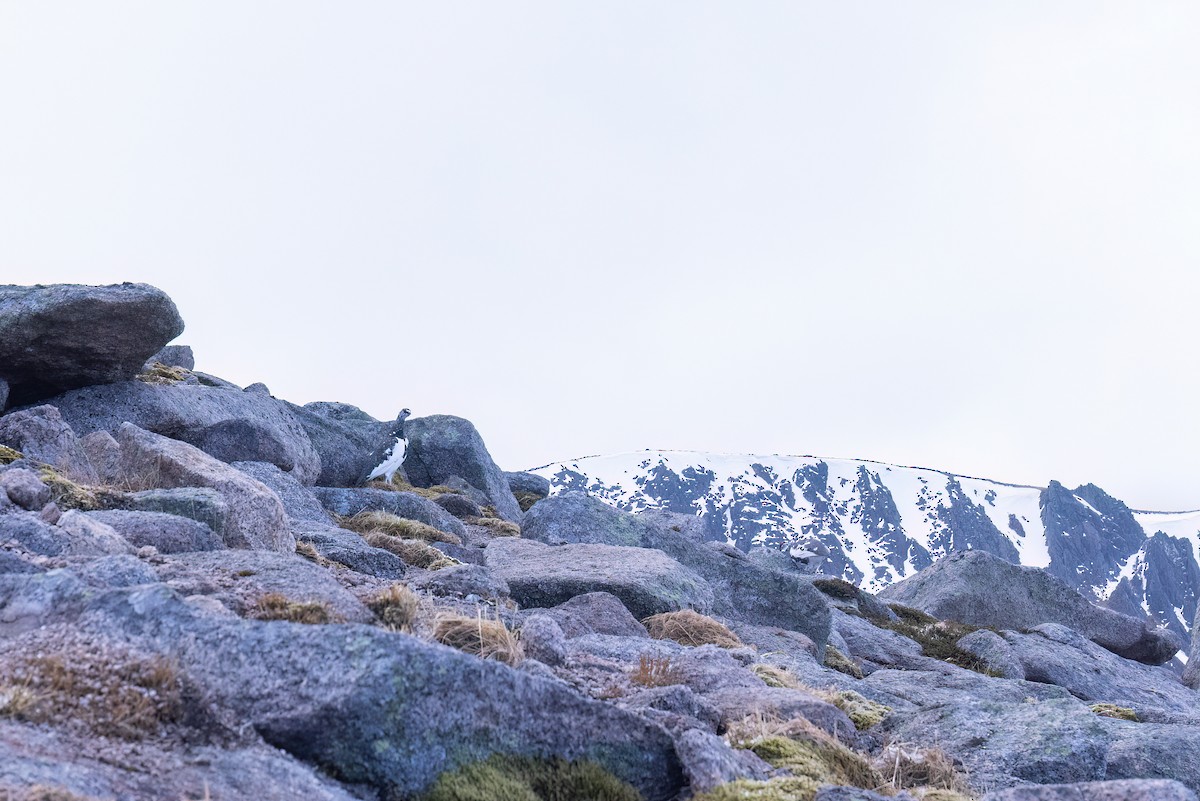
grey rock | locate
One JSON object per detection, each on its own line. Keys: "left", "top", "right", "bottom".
{"left": 55, "top": 509, "right": 134, "bottom": 556}
{"left": 958, "top": 629, "right": 1026, "bottom": 680}
{"left": 1101, "top": 721, "right": 1200, "bottom": 790}
{"left": 506, "top": 470, "right": 551, "bottom": 498}
{"left": 0, "top": 283, "right": 184, "bottom": 406}
{"left": 0, "top": 718, "right": 363, "bottom": 801}
{"left": 0, "top": 551, "right": 42, "bottom": 575}
{"left": 312, "top": 486, "right": 466, "bottom": 539}
{"left": 983, "top": 779, "right": 1198, "bottom": 801}
{"left": 49, "top": 381, "right": 321, "bottom": 484}
{"left": 520, "top": 614, "right": 569, "bottom": 666}
{"left": 524, "top": 493, "right": 832, "bottom": 649}
{"left": 817, "top": 789, "right": 918, "bottom": 801}
{"left": 0, "top": 405, "right": 98, "bottom": 483}
{"left": 485, "top": 537, "right": 713, "bottom": 620}
{"left": 0, "top": 569, "right": 89, "bottom": 636}
{"left": 153, "top": 550, "right": 373, "bottom": 624}
{"left": 80, "top": 430, "right": 122, "bottom": 484}
{"left": 0, "top": 377, "right": 7, "bottom": 411}
{"left": 525, "top": 591, "right": 650, "bottom": 639}
{"left": 434, "top": 492, "right": 483, "bottom": 519}
{"left": 1185, "top": 605, "right": 1200, "bottom": 690}
{"left": 832, "top": 608, "right": 924, "bottom": 672}
{"left": 881, "top": 695, "right": 1109, "bottom": 789}
{"left": 879, "top": 549, "right": 1181, "bottom": 665}
{"left": 674, "top": 729, "right": 773, "bottom": 793}
{"left": 122, "top": 487, "right": 229, "bottom": 537}
{"left": 291, "top": 521, "right": 406, "bottom": 579}
{"left": 286, "top": 401, "right": 392, "bottom": 488}
{"left": 232, "top": 461, "right": 331, "bottom": 524}
{"left": 115, "top": 424, "right": 294, "bottom": 553}
{"left": 403, "top": 415, "right": 522, "bottom": 521}
{"left": 243, "top": 382, "right": 271, "bottom": 395}
{"left": 409, "top": 563, "right": 507, "bottom": 598}
{"left": 70, "top": 554, "right": 159, "bottom": 588}
{"left": 704, "top": 685, "right": 858, "bottom": 742}
{"left": 0, "top": 468, "right": 52, "bottom": 511}
{"left": 37, "top": 501, "right": 61, "bottom": 525}
{"left": 79, "top": 585, "right": 686, "bottom": 800}
{"left": 624, "top": 685, "right": 723, "bottom": 733}
{"left": 85, "top": 510, "right": 222, "bottom": 554}
{"left": 145, "top": 344, "right": 195, "bottom": 370}
{"left": 0, "top": 512, "right": 70, "bottom": 556}
{"left": 1002, "top": 624, "right": 1196, "bottom": 711}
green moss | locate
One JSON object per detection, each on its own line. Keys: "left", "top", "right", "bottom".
{"left": 748, "top": 736, "right": 881, "bottom": 789}
{"left": 826, "top": 689, "right": 890, "bottom": 730}
{"left": 751, "top": 664, "right": 799, "bottom": 689}
{"left": 887, "top": 603, "right": 939, "bottom": 625}
{"left": 812, "top": 578, "right": 860, "bottom": 600}
{"left": 1091, "top": 703, "right": 1138, "bottom": 721}
{"left": 37, "top": 467, "right": 110, "bottom": 511}
{"left": 875, "top": 607, "right": 1000, "bottom": 677}
{"left": 0, "top": 445, "right": 23, "bottom": 465}
{"left": 422, "top": 754, "right": 642, "bottom": 801}
{"left": 690, "top": 777, "right": 820, "bottom": 801}
{"left": 823, "top": 646, "right": 863, "bottom": 679}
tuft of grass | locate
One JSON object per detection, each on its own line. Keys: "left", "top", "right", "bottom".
{"left": 0, "top": 445, "right": 23, "bottom": 465}
{"left": 878, "top": 744, "right": 973, "bottom": 797}
{"left": 466, "top": 516, "right": 522, "bottom": 537}
{"left": 338, "top": 510, "right": 462, "bottom": 545}
{"left": 367, "top": 584, "right": 420, "bottom": 633}
{"left": 690, "top": 778, "right": 820, "bottom": 801}
{"left": 873, "top": 606, "right": 1000, "bottom": 677}
{"left": 295, "top": 541, "right": 332, "bottom": 566}
{"left": 433, "top": 612, "right": 524, "bottom": 666}
{"left": 887, "top": 603, "right": 939, "bottom": 626}
{"left": 643, "top": 609, "right": 743, "bottom": 649}
{"left": 812, "top": 578, "right": 861, "bottom": 600}
{"left": 823, "top": 689, "right": 890, "bottom": 730}
{"left": 752, "top": 664, "right": 800, "bottom": 689}
{"left": 823, "top": 645, "right": 863, "bottom": 679}
{"left": 137, "top": 362, "right": 190, "bottom": 385}
{"left": 422, "top": 753, "right": 642, "bottom": 801}
{"left": 37, "top": 466, "right": 102, "bottom": 511}
{"left": 365, "top": 532, "right": 460, "bottom": 570}
{"left": 252, "top": 592, "right": 335, "bottom": 625}
{"left": 0, "top": 649, "right": 182, "bottom": 739}
{"left": 629, "top": 655, "right": 684, "bottom": 688}
{"left": 514, "top": 491, "right": 543, "bottom": 512}
{"left": 367, "top": 477, "right": 464, "bottom": 500}
{"left": 1091, "top": 703, "right": 1138, "bottom": 721}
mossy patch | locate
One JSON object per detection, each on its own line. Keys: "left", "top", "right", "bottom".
{"left": 365, "top": 533, "right": 460, "bottom": 570}
{"left": 752, "top": 664, "right": 799, "bottom": 689}
{"left": 466, "top": 516, "right": 522, "bottom": 537}
{"left": 1091, "top": 703, "right": 1138, "bottom": 721}
{"left": 643, "top": 609, "right": 743, "bottom": 649}
{"left": 514, "top": 491, "right": 543, "bottom": 512}
{"left": 691, "top": 777, "right": 820, "bottom": 801}
{"left": 0, "top": 445, "right": 23, "bottom": 465}
{"left": 137, "top": 362, "right": 190, "bottom": 385}
{"left": 823, "top": 689, "right": 890, "bottom": 730}
{"left": 812, "top": 578, "right": 861, "bottom": 600}
{"left": 747, "top": 734, "right": 881, "bottom": 789}
{"left": 823, "top": 645, "right": 863, "bottom": 679}
{"left": 36, "top": 467, "right": 102, "bottom": 511}
{"left": 422, "top": 753, "right": 642, "bottom": 801}
{"left": 338, "top": 510, "right": 462, "bottom": 545}
{"left": 875, "top": 605, "right": 1000, "bottom": 676}
{"left": 251, "top": 593, "right": 336, "bottom": 625}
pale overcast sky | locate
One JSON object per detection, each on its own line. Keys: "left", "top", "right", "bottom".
{"left": 1, "top": 3, "right": 1198, "bottom": 510}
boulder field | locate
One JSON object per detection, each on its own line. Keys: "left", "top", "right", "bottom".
{"left": 1, "top": 283, "right": 1198, "bottom": 801}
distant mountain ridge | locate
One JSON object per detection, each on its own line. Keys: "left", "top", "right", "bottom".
{"left": 532, "top": 450, "right": 1200, "bottom": 649}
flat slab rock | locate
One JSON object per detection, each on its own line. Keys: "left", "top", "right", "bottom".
{"left": 484, "top": 537, "right": 714, "bottom": 620}
{"left": 0, "top": 283, "right": 184, "bottom": 407}
{"left": 983, "top": 779, "right": 1198, "bottom": 801}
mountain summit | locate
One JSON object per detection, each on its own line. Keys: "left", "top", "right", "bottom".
{"left": 534, "top": 450, "right": 1200, "bottom": 648}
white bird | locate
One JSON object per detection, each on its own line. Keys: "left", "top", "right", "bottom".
{"left": 364, "top": 409, "right": 411, "bottom": 484}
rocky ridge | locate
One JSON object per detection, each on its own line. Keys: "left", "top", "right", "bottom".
{"left": 0, "top": 283, "right": 1197, "bottom": 801}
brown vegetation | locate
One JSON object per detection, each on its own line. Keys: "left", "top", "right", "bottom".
{"left": 338, "top": 510, "right": 462, "bottom": 545}
{"left": 432, "top": 612, "right": 524, "bottom": 666}
{"left": 629, "top": 655, "right": 684, "bottom": 688}
{"left": 364, "top": 532, "right": 459, "bottom": 570}
{"left": 643, "top": 609, "right": 743, "bottom": 649}
{"left": 366, "top": 584, "right": 421, "bottom": 632}
{"left": 251, "top": 593, "right": 335, "bottom": 625}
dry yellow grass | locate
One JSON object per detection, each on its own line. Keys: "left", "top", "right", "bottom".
{"left": 629, "top": 654, "right": 685, "bottom": 687}
{"left": 432, "top": 612, "right": 523, "bottom": 666}
{"left": 137, "top": 362, "right": 189, "bottom": 385}
{"left": 877, "top": 743, "right": 973, "bottom": 797}
{"left": 366, "top": 477, "right": 464, "bottom": 500}
{"left": 364, "top": 533, "right": 460, "bottom": 570}
{"left": 465, "top": 516, "right": 521, "bottom": 537}
{"left": 367, "top": 584, "right": 421, "bottom": 632}
{"left": 252, "top": 593, "right": 335, "bottom": 625}
{"left": 643, "top": 609, "right": 743, "bottom": 649}
{"left": 0, "top": 445, "right": 23, "bottom": 465}
{"left": 338, "top": 510, "right": 462, "bottom": 545}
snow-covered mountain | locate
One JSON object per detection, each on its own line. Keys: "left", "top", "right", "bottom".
{"left": 532, "top": 450, "right": 1200, "bottom": 646}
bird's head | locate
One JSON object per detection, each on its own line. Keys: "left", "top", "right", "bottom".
{"left": 398, "top": 408, "right": 411, "bottom": 420}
